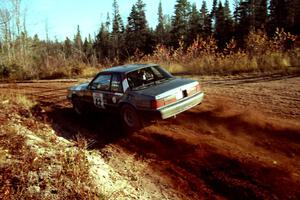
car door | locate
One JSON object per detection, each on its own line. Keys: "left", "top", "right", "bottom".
{"left": 105, "top": 73, "right": 124, "bottom": 111}
{"left": 87, "top": 73, "right": 112, "bottom": 110}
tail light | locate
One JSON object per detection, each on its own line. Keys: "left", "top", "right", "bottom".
{"left": 151, "top": 83, "right": 201, "bottom": 109}
{"left": 164, "top": 97, "right": 177, "bottom": 105}
{"left": 151, "top": 99, "right": 165, "bottom": 109}
{"left": 151, "top": 97, "right": 177, "bottom": 109}
{"left": 188, "top": 83, "right": 201, "bottom": 96}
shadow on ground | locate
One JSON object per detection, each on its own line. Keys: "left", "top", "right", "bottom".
{"left": 43, "top": 104, "right": 127, "bottom": 149}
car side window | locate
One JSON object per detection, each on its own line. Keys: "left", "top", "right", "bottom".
{"left": 91, "top": 74, "right": 111, "bottom": 91}
{"left": 111, "top": 74, "right": 123, "bottom": 93}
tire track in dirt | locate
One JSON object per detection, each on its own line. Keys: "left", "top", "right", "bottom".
{"left": 118, "top": 108, "right": 300, "bottom": 199}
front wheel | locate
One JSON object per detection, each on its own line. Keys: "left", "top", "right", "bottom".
{"left": 121, "top": 104, "right": 141, "bottom": 131}
{"left": 72, "top": 98, "right": 84, "bottom": 115}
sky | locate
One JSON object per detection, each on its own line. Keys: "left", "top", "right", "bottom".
{"left": 22, "top": 0, "right": 218, "bottom": 41}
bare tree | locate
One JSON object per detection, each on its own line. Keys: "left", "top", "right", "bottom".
{"left": 0, "top": 7, "right": 12, "bottom": 63}
{"left": 0, "top": 0, "right": 28, "bottom": 66}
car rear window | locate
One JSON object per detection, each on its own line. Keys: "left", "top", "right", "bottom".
{"left": 127, "top": 66, "right": 173, "bottom": 90}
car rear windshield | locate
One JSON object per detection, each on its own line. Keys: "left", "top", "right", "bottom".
{"left": 126, "top": 66, "right": 174, "bottom": 90}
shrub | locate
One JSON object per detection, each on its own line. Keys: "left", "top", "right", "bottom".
{"left": 138, "top": 30, "right": 299, "bottom": 75}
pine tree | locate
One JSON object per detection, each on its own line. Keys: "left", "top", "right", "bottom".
{"left": 155, "top": 1, "right": 165, "bottom": 44}
{"left": 125, "top": 0, "right": 153, "bottom": 55}
{"left": 63, "top": 37, "right": 72, "bottom": 58}
{"left": 294, "top": 0, "right": 300, "bottom": 34}
{"left": 82, "top": 35, "right": 93, "bottom": 63}
{"left": 215, "top": 1, "right": 232, "bottom": 48}
{"left": 188, "top": 3, "right": 201, "bottom": 45}
{"left": 111, "top": 0, "right": 124, "bottom": 59}
{"left": 224, "top": 0, "right": 232, "bottom": 22}
{"left": 135, "top": 0, "right": 148, "bottom": 31}
{"left": 125, "top": 5, "right": 138, "bottom": 55}
{"left": 268, "top": 0, "right": 288, "bottom": 33}
{"left": 286, "top": 0, "right": 300, "bottom": 34}
{"left": 234, "top": 0, "right": 252, "bottom": 47}
{"left": 163, "top": 15, "right": 173, "bottom": 46}
{"left": 74, "top": 25, "right": 82, "bottom": 51}
{"left": 94, "top": 23, "right": 110, "bottom": 61}
{"left": 215, "top": 1, "right": 225, "bottom": 45}
{"left": 233, "top": 0, "right": 240, "bottom": 25}
{"left": 171, "top": 0, "right": 191, "bottom": 47}
{"left": 254, "top": 0, "right": 267, "bottom": 29}
{"left": 200, "top": 1, "right": 212, "bottom": 37}
{"left": 224, "top": 0, "right": 234, "bottom": 42}
{"left": 211, "top": 0, "right": 218, "bottom": 31}
{"left": 112, "top": 0, "right": 124, "bottom": 34}
{"left": 105, "top": 12, "right": 111, "bottom": 31}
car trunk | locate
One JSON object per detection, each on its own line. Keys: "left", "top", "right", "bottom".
{"left": 135, "top": 78, "right": 199, "bottom": 100}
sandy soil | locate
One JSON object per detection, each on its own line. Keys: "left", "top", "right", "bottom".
{"left": 0, "top": 74, "right": 299, "bottom": 199}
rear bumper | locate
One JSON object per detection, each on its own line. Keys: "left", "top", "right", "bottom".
{"left": 159, "top": 92, "right": 204, "bottom": 119}
{"left": 140, "top": 92, "right": 204, "bottom": 120}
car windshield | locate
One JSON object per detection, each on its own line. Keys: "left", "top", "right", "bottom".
{"left": 126, "top": 66, "right": 173, "bottom": 90}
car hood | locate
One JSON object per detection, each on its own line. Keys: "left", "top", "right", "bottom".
{"left": 69, "top": 82, "right": 89, "bottom": 91}
{"left": 134, "top": 78, "right": 198, "bottom": 99}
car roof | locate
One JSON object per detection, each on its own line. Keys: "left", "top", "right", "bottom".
{"left": 102, "top": 63, "right": 158, "bottom": 74}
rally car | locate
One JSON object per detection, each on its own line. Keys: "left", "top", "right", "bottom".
{"left": 67, "top": 64, "right": 204, "bottom": 130}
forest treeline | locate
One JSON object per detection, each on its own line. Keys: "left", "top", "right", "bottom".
{"left": 0, "top": 0, "right": 299, "bottom": 80}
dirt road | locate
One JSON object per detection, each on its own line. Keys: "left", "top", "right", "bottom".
{"left": 1, "top": 74, "right": 300, "bottom": 199}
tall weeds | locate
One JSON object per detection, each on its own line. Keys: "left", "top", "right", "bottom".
{"left": 140, "top": 29, "right": 299, "bottom": 75}
{"left": 1, "top": 30, "right": 299, "bottom": 80}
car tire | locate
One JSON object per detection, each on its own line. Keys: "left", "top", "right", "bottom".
{"left": 121, "top": 104, "right": 141, "bottom": 131}
{"left": 72, "top": 97, "right": 84, "bottom": 115}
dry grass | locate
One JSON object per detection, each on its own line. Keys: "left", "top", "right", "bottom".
{"left": 0, "top": 94, "right": 104, "bottom": 199}
{"left": 14, "top": 95, "right": 37, "bottom": 110}
{"left": 37, "top": 62, "right": 101, "bottom": 80}
{"left": 0, "top": 57, "right": 101, "bottom": 81}
{"left": 1, "top": 30, "right": 299, "bottom": 80}
{"left": 138, "top": 29, "right": 299, "bottom": 75}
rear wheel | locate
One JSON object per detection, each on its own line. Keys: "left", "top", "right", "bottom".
{"left": 121, "top": 104, "right": 141, "bottom": 131}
